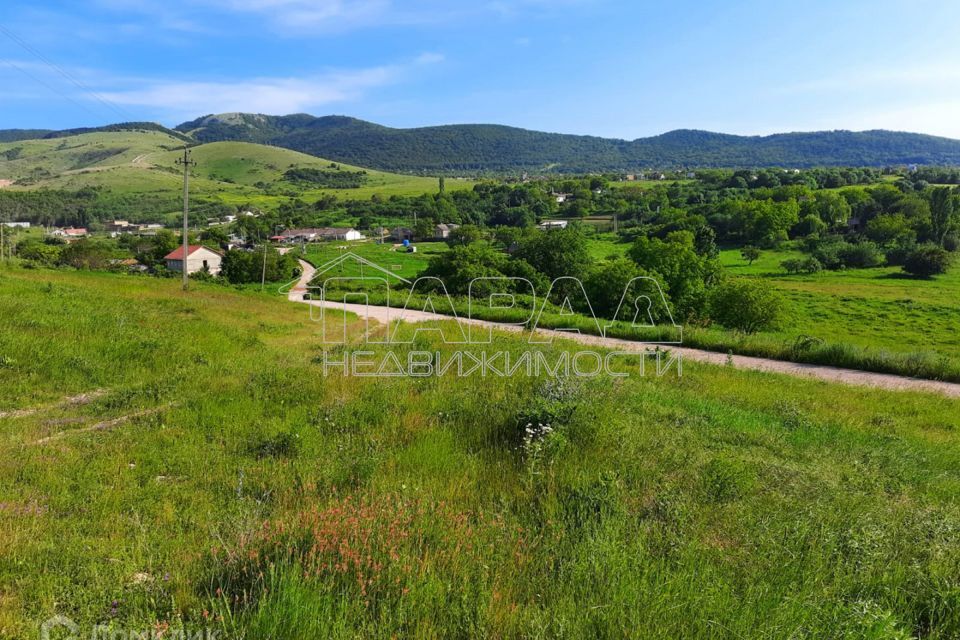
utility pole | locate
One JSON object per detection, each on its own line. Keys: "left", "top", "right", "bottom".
{"left": 175, "top": 147, "right": 196, "bottom": 291}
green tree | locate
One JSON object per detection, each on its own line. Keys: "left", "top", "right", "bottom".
{"left": 740, "top": 246, "right": 761, "bottom": 265}
{"left": 929, "top": 187, "right": 956, "bottom": 247}
{"left": 628, "top": 231, "right": 718, "bottom": 317}
{"left": 584, "top": 258, "right": 645, "bottom": 318}
{"left": 708, "top": 279, "right": 783, "bottom": 333}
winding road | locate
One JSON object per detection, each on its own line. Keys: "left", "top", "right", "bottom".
{"left": 291, "top": 259, "right": 960, "bottom": 398}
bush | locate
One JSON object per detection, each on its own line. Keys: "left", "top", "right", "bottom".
{"left": 708, "top": 278, "right": 784, "bottom": 333}
{"left": 836, "top": 241, "right": 884, "bottom": 268}
{"left": 781, "top": 257, "right": 823, "bottom": 274}
{"left": 902, "top": 244, "right": 953, "bottom": 278}
{"left": 809, "top": 236, "right": 884, "bottom": 270}
{"left": 884, "top": 242, "right": 916, "bottom": 267}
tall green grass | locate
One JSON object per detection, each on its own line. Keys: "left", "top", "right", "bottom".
{"left": 1, "top": 267, "right": 959, "bottom": 638}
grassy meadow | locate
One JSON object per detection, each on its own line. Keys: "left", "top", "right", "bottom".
{"left": 716, "top": 247, "right": 960, "bottom": 371}
{"left": 2, "top": 266, "right": 960, "bottom": 638}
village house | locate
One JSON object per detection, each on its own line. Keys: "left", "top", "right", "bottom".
{"left": 1, "top": 222, "right": 30, "bottom": 229}
{"left": 164, "top": 245, "right": 223, "bottom": 275}
{"left": 434, "top": 223, "right": 461, "bottom": 239}
{"left": 50, "top": 227, "right": 88, "bottom": 240}
{"left": 274, "top": 228, "right": 365, "bottom": 243}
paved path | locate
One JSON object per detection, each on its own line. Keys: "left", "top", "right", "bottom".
{"left": 290, "top": 260, "right": 960, "bottom": 398}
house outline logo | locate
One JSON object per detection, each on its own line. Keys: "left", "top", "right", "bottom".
{"left": 312, "top": 252, "right": 411, "bottom": 285}
{"left": 40, "top": 615, "right": 78, "bottom": 640}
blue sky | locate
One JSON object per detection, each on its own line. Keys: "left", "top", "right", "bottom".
{"left": 2, "top": 0, "right": 960, "bottom": 139}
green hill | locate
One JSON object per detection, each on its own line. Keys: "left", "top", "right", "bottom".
{"left": 176, "top": 112, "right": 960, "bottom": 173}
{"left": 0, "top": 132, "right": 468, "bottom": 223}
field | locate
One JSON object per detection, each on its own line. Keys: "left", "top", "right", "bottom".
{"left": 303, "top": 241, "right": 450, "bottom": 281}
{"left": 2, "top": 266, "right": 960, "bottom": 638}
{"left": 716, "top": 247, "right": 960, "bottom": 366}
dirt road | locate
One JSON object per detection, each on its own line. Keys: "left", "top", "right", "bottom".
{"left": 290, "top": 260, "right": 960, "bottom": 397}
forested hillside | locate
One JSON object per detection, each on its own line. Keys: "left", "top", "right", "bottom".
{"left": 175, "top": 113, "right": 960, "bottom": 173}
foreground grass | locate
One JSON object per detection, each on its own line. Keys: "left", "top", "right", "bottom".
{"left": 1, "top": 267, "right": 960, "bottom": 638}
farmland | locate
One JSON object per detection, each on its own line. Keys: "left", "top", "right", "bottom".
{"left": 1, "top": 266, "right": 960, "bottom": 638}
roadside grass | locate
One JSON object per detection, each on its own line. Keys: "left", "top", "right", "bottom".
{"left": 2, "top": 267, "right": 960, "bottom": 637}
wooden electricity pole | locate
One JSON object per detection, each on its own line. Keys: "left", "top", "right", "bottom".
{"left": 175, "top": 147, "right": 197, "bottom": 291}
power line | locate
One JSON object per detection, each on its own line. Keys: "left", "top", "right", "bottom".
{"left": 0, "top": 56, "right": 102, "bottom": 119}
{"left": 0, "top": 25, "right": 132, "bottom": 121}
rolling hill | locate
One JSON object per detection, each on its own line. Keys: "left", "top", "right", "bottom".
{"left": 0, "top": 130, "right": 469, "bottom": 222}
{"left": 5, "top": 114, "right": 960, "bottom": 180}
{"left": 175, "top": 112, "right": 960, "bottom": 173}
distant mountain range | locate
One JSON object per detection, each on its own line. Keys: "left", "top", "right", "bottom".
{"left": 5, "top": 113, "right": 960, "bottom": 174}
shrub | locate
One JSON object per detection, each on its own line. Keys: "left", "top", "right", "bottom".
{"left": 836, "top": 241, "right": 884, "bottom": 268}
{"left": 781, "top": 257, "right": 823, "bottom": 274}
{"left": 902, "top": 244, "right": 953, "bottom": 278}
{"left": 708, "top": 278, "right": 784, "bottom": 333}
{"left": 809, "top": 236, "right": 884, "bottom": 270}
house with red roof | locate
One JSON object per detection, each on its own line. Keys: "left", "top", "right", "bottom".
{"left": 164, "top": 245, "right": 223, "bottom": 276}
{"left": 49, "top": 227, "right": 88, "bottom": 240}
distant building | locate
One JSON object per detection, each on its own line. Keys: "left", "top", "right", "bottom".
{"left": 434, "top": 223, "right": 460, "bottom": 239}
{"left": 391, "top": 227, "right": 414, "bottom": 242}
{"left": 553, "top": 193, "right": 572, "bottom": 204}
{"left": 1, "top": 222, "right": 30, "bottom": 229}
{"left": 276, "top": 228, "right": 364, "bottom": 243}
{"left": 164, "top": 245, "right": 223, "bottom": 275}
{"left": 50, "top": 227, "right": 87, "bottom": 240}
{"left": 538, "top": 220, "right": 569, "bottom": 231}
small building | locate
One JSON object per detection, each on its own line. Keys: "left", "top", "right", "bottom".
{"left": 391, "top": 227, "right": 414, "bottom": 242}
{"left": 50, "top": 227, "right": 88, "bottom": 240}
{"left": 553, "top": 193, "right": 572, "bottom": 204}
{"left": 434, "top": 223, "right": 461, "bottom": 239}
{"left": 1, "top": 221, "right": 30, "bottom": 229}
{"left": 164, "top": 245, "right": 223, "bottom": 275}
{"left": 277, "top": 227, "right": 364, "bottom": 243}
{"left": 538, "top": 220, "right": 569, "bottom": 231}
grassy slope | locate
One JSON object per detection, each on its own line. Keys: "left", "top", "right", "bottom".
{"left": 0, "top": 130, "right": 185, "bottom": 178}
{"left": 1, "top": 266, "right": 959, "bottom": 638}
{"left": 0, "top": 135, "right": 472, "bottom": 211}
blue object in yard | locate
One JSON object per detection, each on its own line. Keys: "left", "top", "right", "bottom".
{"left": 402, "top": 239, "right": 410, "bottom": 247}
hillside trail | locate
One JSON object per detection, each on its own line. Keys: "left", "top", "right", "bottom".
{"left": 59, "top": 152, "right": 154, "bottom": 176}
{"left": 290, "top": 259, "right": 960, "bottom": 398}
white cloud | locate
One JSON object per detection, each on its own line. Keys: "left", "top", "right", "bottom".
{"left": 99, "top": 66, "right": 396, "bottom": 116}
{"left": 94, "top": 50, "right": 446, "bottom": 119}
